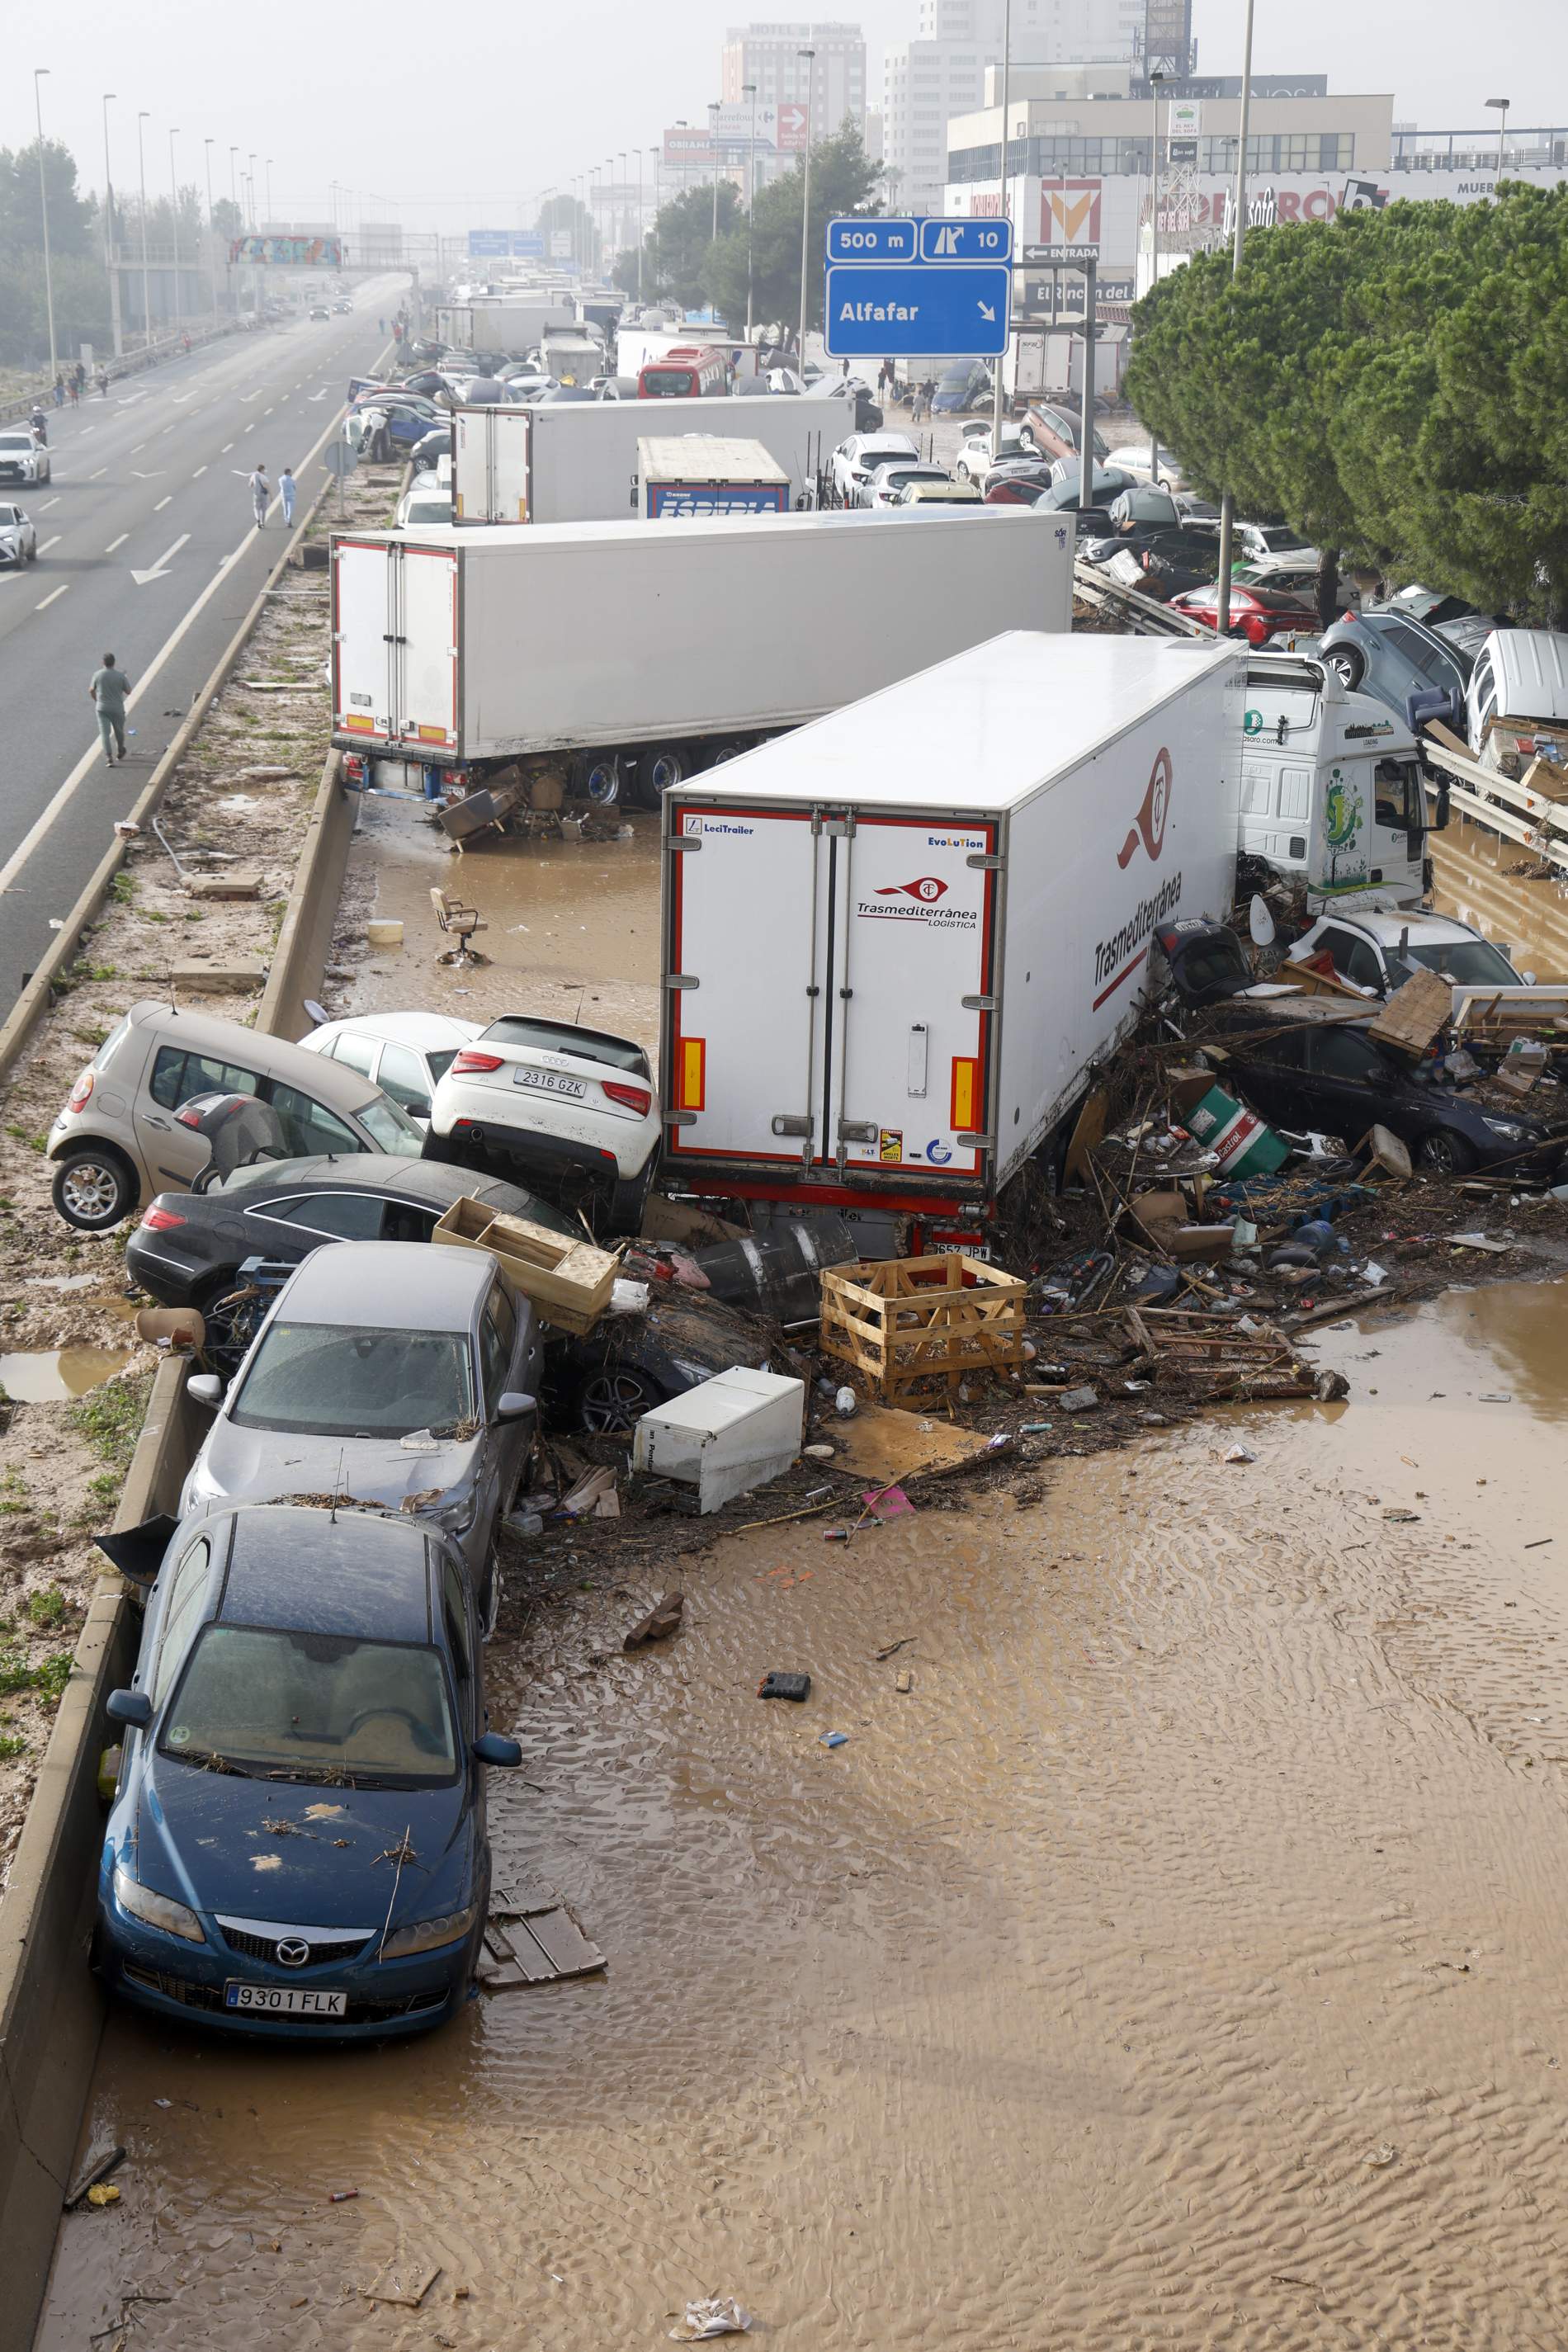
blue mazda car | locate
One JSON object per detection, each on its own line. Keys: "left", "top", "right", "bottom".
{"left": 96, "top": 1504, "right": 521, "bottom": 2039}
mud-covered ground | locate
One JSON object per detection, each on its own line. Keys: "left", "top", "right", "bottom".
{"left": 36, "top": 1273, "right": 1568, "bottom": 2352}
{"left": 0, "top": 464, "right": 401, "bottom": 1878}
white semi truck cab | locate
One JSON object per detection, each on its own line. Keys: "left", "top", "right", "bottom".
{"left": 1240, "top": 653, "right": 1433, "bottom": 912}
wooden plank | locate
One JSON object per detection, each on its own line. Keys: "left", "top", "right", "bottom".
{"left": 1367, "top": 967, "right": 1454, "bottom": 1059}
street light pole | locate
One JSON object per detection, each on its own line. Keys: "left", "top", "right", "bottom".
{"left": 33, "top": 69, "right": 58, "bottom": 385}
{"left": 138, "top": 111, "right": 153, "bottom": 349}
{"left": 744, "top": 82, "right": 757, "bottom": 340}
{"left": 619, "top": 151, "right": 629, "bottom": 265}
{"left": 796, "top": 47, "right": 815, "bottom": 370}
{"left": 1214, "top": 0, "right": 1256, "bottom": 640}
{"left": 634, "top": 150, "right": 645, "bottom": 298}
{"left": 102, "top": 92, "right": 124, "bottom": 360}
{"left": 204, "top": 137, "right": 217, "bottom": 320}
{"left": 265, "top": 157, "right": 273, "bottom": 228}
{"left": 1485, "top": 97, "right": 1510, "bottom": 181}
{"left": 169, "top": 130, "right": 182, "bottom": 335}
{"left": 990, "top": 0, "right": 1011, "bottom": 451}
{"left": 709, "top": 103, "right": 720, "bottom": 246}
{"left": 1146, "top": 68, "right": 1164, "bottom": 482}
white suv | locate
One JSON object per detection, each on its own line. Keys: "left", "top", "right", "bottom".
{"left": 0, "top": 429, "right": 49, "bottom": 488}
{"left": 427, "top": 1015, "right": 659, "bottom": 1234}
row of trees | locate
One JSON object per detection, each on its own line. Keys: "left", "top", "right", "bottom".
{"left": 602, "top": 125, "right": 882, "bottom": 345}
{"left": 1124, "top": 182, "right": 1568, "bottom": 621}
{"left": 0, "top": 137, "right": 243, "bottom": 373}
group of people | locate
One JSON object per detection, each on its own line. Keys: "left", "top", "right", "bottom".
{"left": 246, "top": 465, "right": 296, "bottom": 529}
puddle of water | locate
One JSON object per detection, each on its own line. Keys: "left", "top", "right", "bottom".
{"left": 24, "top": 1273, "right": 98, "bottom": 1293}
{"left": 38, "top": 1281, "right": 1568, "bottom": 2352}
{"left": 1434, "top": 819, "right": 1568, "bottom": 979}
{"left": 347, "top": 796, "right": 663, "bottom": 1051}
{"left": 0, "top": 1344, "right": 130, "bottom": 1402}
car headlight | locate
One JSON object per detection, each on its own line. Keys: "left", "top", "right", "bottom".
{"left": 1481, "top": 1117, "right": 1528, "bottom": 1141}
{"left": 380, "top": 1900, "right": 479, "bottom": 1959}
{"left": 113, "top": 1865, "right": 206, "bottom": 1943}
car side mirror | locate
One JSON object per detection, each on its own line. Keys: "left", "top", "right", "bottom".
{"left": 187, "top": 1372, "right": 224, "bottom": 1405}
{"left": 472, "top": 1731, "right": 522, "bottom": 1768}
{"left": 1522, "top": 970, "right": 1538, "bottom": 987}
{"left": 106, "top": 1688, "right": 153, "bottom": 1729}
{"left": 494, "top": 1391, "right": 536, "bottom": 1424}
{"left": 1434, "top": 777, "right": 1452, "bottom": 830}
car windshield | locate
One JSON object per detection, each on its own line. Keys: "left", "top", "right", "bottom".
{"left": 406, "top": 500, "right": 452, "bottom": 524}
{"left": 161, "top": 1625, "right": 456, "bottom": 1783}
{"left": 1257, "top": 527, "right": 1308, "bottom": 553}
{"left": 230, "top": 1320, "right": 475, "bottom": 1438}
{"left": 0, "top": 435, "right": 31, "bottom": 452}
{"left": 357, "top": 1095, "right": 425, "bottom": 1150}
{"left": 641, "top": 369, "right": 697, "bottom": 394}
{"left": 1404, "top": 939, "right": 1519, "bottom": 985}
{"left": 482, "top": 1017, "right": 650, "bottom": 1076}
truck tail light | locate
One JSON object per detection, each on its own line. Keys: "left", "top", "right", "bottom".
{"left": 139, "top": 1205, "right": 187, "bottom": 1232}
{"left": 452, "top": 1051, "right": 504, "bottom": 1074}
{"left": 602, "top": 1081, "right": 652, "bottom": 1116}
{"left": 950, "top": 1057, "right": 980, "bottom": 1134}
{"left": 67, "top": 1070, "right": 93, "bottom": 1112}
{"left": 674, "top": 1038, "right": 706, "bottom": 1113}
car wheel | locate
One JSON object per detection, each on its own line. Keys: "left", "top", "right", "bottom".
{"left": 641, "top": 745, "right": 688, "bottom": 800}
{"left": 576, "top": 1363, "right": 665, "bottom": 1433}
{"left": 574, "top": 749, "right": 622, "bottom": 808}
{"left": 1325, "top": 647, "right": 1364, "bottom": 691}
{"left": 607, "top": 1154, "right": 656, "bottom": 1238}
{"left": 52, "top": 1145, "right": 137, "bottom": 1230}
{"left": 1418, "top": 1130, "right": 1476, "bottom": 1178}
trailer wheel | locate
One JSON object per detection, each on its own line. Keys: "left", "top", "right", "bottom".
{"left": 708, "top": 741, "right": 749, "bottom": 767}
{"left": 574, "top": 750, "right": 623, "bottom": 807}
{"left": 642, "top": 746, "right": 689, "bottom": 799}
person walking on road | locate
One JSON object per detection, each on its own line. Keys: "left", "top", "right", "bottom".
{"left": 248, "top": 465, "right": 270, "bottom": 528}
{"left": 67, "top": 374, "right": 79, "bottom": 408}
{"left": 279, "top": 465, "right": 296, "bottom": 527}
{"left": 52, "top": 374, "right": 65, "bottom": 409}
{"left": 89, "top": 654, "right": 131, "bottom": 767}
{"left": 96, "top": 367, "right": 109, "bottom": 397}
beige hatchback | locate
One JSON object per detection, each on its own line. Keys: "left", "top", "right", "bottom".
{"left": 48, "top": 1001, "right": 427, "bottom": 1230}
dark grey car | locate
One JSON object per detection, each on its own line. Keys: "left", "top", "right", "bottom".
{"left": 127, "top": 1155, "right": 574, "bottom": 1310}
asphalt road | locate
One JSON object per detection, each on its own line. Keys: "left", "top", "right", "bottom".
{"left": 0, "top": 286, "right": 407, "bottom": 1013}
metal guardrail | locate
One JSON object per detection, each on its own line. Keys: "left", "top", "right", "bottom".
{"left": 1072, "top": 558, "right": 1208, "bottom": 639}
{"left": 1420, "top": 735, "right": 1568, "bottom": 874}
{"left": 0, "top": 319, "right": 243, "bottom": 427}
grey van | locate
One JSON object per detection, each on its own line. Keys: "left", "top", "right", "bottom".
{"left": 49, "top": 1001, "right": 425, "bottom": 1230}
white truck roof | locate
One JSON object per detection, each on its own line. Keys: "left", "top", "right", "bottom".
{"left": 638, "top": 436, "right": 788, "bottom": 486}
{"left": 679, "top": 631, "right": 1243, "bottom": 814}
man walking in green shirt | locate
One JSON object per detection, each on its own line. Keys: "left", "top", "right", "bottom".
{"left": 89, "top": 654, "right": 131, "bottom": 766}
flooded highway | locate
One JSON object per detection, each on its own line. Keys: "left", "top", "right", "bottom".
{"left": 37, "top": 1269, "right": 1568, "bottom": 2351}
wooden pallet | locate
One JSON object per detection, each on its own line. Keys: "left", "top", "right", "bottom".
{"left": 432, "top": 1197, "right": 621, "bottom": 1334}
{"left": 819, "top": 1254, "right": 1027, "bottom": 1402}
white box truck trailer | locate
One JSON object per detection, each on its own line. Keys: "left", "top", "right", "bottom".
{"left": 437, "top": 301, "right": 572, "bottom": 356}
{"left": 659, "top": 634, "right": 1245, "bottom": 1218}
{"left": 330, "top": 508, "right": 1075, "bottom": 806}
{"left": 451, "top": 394, "right": 832, "bottom": 526}
{"left": 636, "top": 436, "right": 790, "bottom": 517}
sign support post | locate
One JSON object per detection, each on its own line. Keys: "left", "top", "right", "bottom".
{"left": 1079, "top": 257, "right": 1097, "bottom": 498}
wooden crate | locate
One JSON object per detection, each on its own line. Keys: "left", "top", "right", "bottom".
{"left": 431, "top": 1197, "right": 621, "bottom": 1334}
{"left": 819, "top": 1254, "right": 1027, "bottom": 1401}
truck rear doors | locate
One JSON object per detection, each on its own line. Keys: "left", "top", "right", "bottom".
{"left": 331, "top": 540, "right": 460, "bottom": 753}
{"left": 664, "top": 803, "right": 997, "bottom": 1196}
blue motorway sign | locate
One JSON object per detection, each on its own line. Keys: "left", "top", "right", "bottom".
{"left": 823, "top": 262, "right": 1010, "bottom": 357}
{"left": 467, "top": 229, "right": 545, "bottom": 259}
{"left": 824, "top": 216, "right": 918, "bottom": 263}
{"left": 918, "top": 217, "right": 1012, "bottom": 263}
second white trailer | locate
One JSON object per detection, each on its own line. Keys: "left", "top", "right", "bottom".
{"left": 659, "top": 633, "right": 1245, "bottom": 1216}
{"left": 451, "top": 394, "right": 834, "bottom": 525}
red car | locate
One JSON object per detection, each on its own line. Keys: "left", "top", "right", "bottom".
{"left": 1169, "top": 582, "right": 1318, "bottom": 646}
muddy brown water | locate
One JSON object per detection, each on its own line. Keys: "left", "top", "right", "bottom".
{"left": 36, "top": 1276, "right": 1568, "bottom": 2350}
{"left": 0, "top": 1345, "right": 130, "bottom": 1404}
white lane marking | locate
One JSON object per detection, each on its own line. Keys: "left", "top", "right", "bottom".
{"left": 131, "top": 532, "right": 190, "bottom": 585}
{"left": 0, "top": 390, "right": 349, "bottom": 900}
{"left": 106, "top": 532, "right": 128, "bottom": 552}
{"left": 130, "top": 470, "right": 163, "bottom": 479}
{"left": 77, "top": 427, "right": 96, "bottom": 437}
{"left": 40, "top": 496, "right": 59, "bottom": 511}
{"left": 38, "top": 536, "right": 60, "bottom": 552}
{"left": 221, "top": 441, "right": 234, "bottom": 453}
{"left": 88, "top": 466, "right": 106, "bottom": 479}
{"left": 192, "top": 465, "right": 207, "bottom": 477}
{"left": 153, "top": 494, "right": 172, "bottom": 511}
{"left": 243, "top": 423, "right": 255, "bottom": 433}
{"left": 35, "top": 585, "right": 68, "bottom": 609}
{"left": 263, "top": 405, "right": 275, "bottom": 416}
{"left": 130, "top": 440, "right": 146, "bottom": 452}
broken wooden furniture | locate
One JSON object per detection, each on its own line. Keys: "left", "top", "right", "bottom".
{"left": 820, "top": 1254, "right": 1027, "bottom": 1402}
{"left": 432, "top": 1196, "right": 620, "bottom": 1333}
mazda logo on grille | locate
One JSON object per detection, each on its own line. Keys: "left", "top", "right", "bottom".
{"left": 275, "top": 1937, "right": 311, "bottom": 1968}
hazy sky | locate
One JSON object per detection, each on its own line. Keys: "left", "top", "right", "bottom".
{"left": 3, "top": 0, "right": 1561, "bottom": 234}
